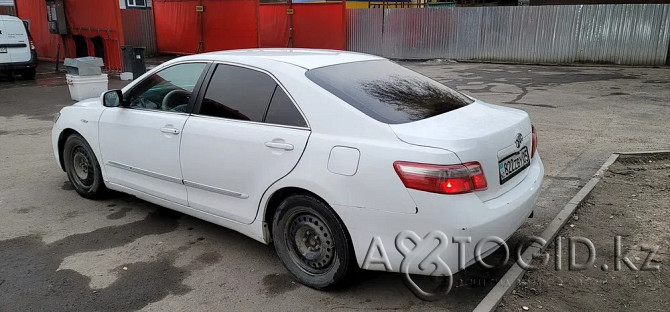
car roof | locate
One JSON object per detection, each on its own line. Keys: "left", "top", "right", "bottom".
{"left": 0, "top": 15, "right": 22, "bottom": 22}
{"left": 181, "top": 49, "right": 385, "bottom": 70}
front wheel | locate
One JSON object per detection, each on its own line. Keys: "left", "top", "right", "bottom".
{"left": 63, "top": 134, "right": 107, "bottom": 199}
{"left": 272, "top": 195, "right": 354, "bottom": 289}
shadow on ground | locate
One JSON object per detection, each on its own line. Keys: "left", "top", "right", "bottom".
{"left": 0, "top": 209, "right": 190, "bottom": 311}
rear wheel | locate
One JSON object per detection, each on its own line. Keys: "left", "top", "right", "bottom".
{"left": 63, "top": 134, "right": 107, "bottom": 199}
{"left": 272, "top": 195, "right": 353, "bottom": 289}
{"left": 20, "top": 68, "right": 36, "bottom": 80}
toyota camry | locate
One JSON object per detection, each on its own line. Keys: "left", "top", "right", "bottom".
{"left": 52, "top": 49, "right": 543, "bottom": 289}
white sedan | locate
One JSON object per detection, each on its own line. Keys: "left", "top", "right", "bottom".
{"left": 52, "top": 49, "right": 543, "bottom": 289}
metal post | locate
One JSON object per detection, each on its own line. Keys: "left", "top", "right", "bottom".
{"left": 287, "top": 0, "right": 294, "bottom": 48}
{"left": 196, "top": 0, "right": 205, "bottom": 53}
{"left": 55, "top": 42, "right": 61, "bottom": 72}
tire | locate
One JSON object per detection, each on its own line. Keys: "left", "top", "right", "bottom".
{"left": 20, "top": 68, "right": 36, "bottom": 80}
{"left": 63, "top": 133, "right": 107, "bottom": 199}
{"left": 272, "top": 195, "right": 354, "bottom": 289}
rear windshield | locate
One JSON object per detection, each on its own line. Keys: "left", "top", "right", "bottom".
{"left": 305, "top": 60, "right": 473, "bottom": 124}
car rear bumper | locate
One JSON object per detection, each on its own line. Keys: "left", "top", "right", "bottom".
{"left": 335, "top": 154, "right": 544, "bottom": 275}
{"left": 0, "top": 51, "right": 37, "bottom": 71}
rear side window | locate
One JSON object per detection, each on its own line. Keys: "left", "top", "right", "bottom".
{"left": 305, "top": 60, "right": 473, "bottom": 124}
{"left": 265, "top": 87, "right": 307, "bottom": 128}
{"left": 199, "top": 64, "right": 276, "bottom": 122}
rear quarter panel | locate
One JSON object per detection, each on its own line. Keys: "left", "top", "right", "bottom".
{"left": 255, "top": 64, "right": 465, "bottom": 217}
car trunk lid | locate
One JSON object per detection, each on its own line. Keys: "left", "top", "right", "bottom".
{"left": 0, "top": 17, "right": 31, "bottom": 63}
{"left": 0, "top": 18, "right": 10, "bottom": 64}
{"left": 389, "top": 101, "right": 533, "bottom": 202}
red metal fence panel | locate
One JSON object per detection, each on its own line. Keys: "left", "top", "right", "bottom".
{"left": 292, "top": 2, "right": 346, "bottom": 49}
{"left": 15, "top": 0, "right": 62, "bottom": 62}
{"left": 259, "top": 2, "right": 346, "bottom": 50}
{"left": 258, "top": 4, "right": 289, "bottom": 48}
{"left": 153, "top": 0, "right": 199, "bottom": 54}
{"left": 16, "top": 0, "right": 346, "bottom": 70}
{"left": 153, "top": 0, "right": 259, "bottom": 55}
{"left": 16, "top": 0, "right": 124, "bottom": 70}
{"left": 202, "top": 0, "right": 260, "bottom": 51}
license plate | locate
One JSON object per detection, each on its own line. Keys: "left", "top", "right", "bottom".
{"left": 499, "top": 146, "right": 530, "bottom": 184}
{"left": 0, "top": 47, "right": 7, "bottom": 53}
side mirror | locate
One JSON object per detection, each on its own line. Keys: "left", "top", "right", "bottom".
{"left": 102, "top": 89, "right": 123, "bottom": 107}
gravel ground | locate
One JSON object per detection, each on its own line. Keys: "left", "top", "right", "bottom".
{"left": 498, "top": 154, "right": 670, "bottom": 312}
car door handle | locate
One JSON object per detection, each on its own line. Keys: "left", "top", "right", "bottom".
{"left": 264, "top": 142, "right": 294, "bottom": 151}
{"left": 160, "top": 127, "right": 180, "bottom": 135}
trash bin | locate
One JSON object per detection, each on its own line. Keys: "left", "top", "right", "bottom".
{"left": 120, "top": 45, "right": 147, "bottom": 80}
{"left": 132, "top": 47, "right": 147, "bottom": 78}
{"left": 63, "top": 56, "right": 108, "bottom": 101}
{"left": 121, "top": 45, "right": 134, "bottom": 72}
{"left": 64, "top": 57, "right": 103, "bottom": 76}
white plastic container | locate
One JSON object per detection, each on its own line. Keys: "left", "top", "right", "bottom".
{"left": 119, "top": 72, "right": 133, "bottom": 81}
{"left": 66, "top": 74, "right": 109, "bottom": 101}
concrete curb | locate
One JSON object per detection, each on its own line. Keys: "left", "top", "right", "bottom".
{"left": 399, "top": 59, "right": 670, "bottom": 69}
{"left": 472, "top": 153, "right": 621, "bottom": 312}
{"left": 616, "top": 150, "right": 670, "bottom": 156}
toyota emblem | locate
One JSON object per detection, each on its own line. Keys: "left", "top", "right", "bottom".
{"left": 515, "top": 133, "right": 523, "bottom": 148}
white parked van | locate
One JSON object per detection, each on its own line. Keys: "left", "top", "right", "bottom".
{"left": 0, "top": 15, "right": 37, "bottom": 79}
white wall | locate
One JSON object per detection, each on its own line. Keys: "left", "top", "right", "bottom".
{"left": 119, "top": 0, "right": 152, "bottom": 10}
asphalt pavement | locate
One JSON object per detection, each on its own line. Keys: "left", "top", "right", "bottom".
{"left": 0, "top": 60, "right": 668, "bottom": 311}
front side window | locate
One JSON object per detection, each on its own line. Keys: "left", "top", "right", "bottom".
{"left": 125, "top": 62, "right": 207, "bottom": 113}
{"left": 305, "top": 60, "right": 473, "bottom": 124}
{"left": 198, "top": 64, "right": 277, "bottom": 122}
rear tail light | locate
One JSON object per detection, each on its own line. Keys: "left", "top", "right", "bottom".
{"left": 27, "top": 31, "right": 35, "bottom": 50}
{"left": 393, "top": 161, "right": 487, "bottom": 195}
{"left": 531, "top": 125, "right": 538, "bottom": 158}
{"left": 23, "top": 21, "right": 35, "bottom": 50}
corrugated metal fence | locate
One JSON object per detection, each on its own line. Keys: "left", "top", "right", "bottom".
{"left": 348, "top": 4, "right": 670, "bottom": 65}
{"left": 0, "top": 5, "right": 16, "bottom": 16}
{"left": 120, "top": 9, "right": 158, "bottom": 57}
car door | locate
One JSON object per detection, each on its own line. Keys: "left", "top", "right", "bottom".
{"left": 98, "top": 62, "right": 209, "bottom": 205}
{"left": 180, "top": 63, "right": 310, "bottom": 224}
